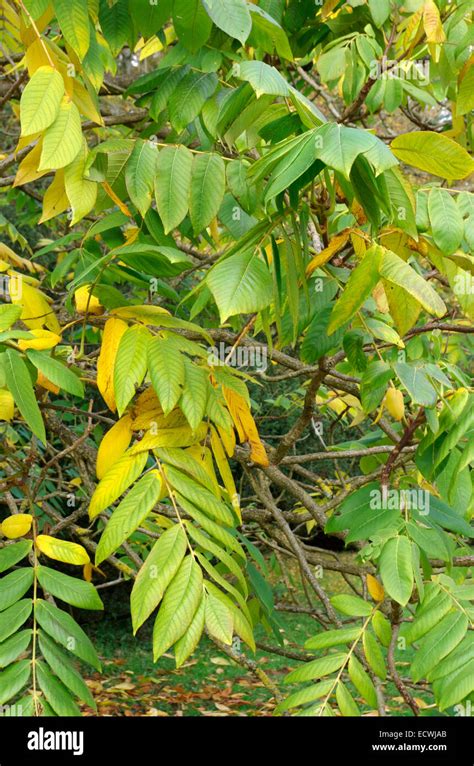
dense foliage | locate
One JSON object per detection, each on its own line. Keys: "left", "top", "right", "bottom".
{"left": 0, "top": 0, "right": 473, "bottom": 718}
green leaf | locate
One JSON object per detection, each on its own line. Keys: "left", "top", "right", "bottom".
{"left": 0, "top": 569, "right": 34, "bottom": 612}
{"left": 189, "top": 152, "right": 225, "bottom": 234}
{"left": 26, "top": 350, "right": 84, "bottom": 398}
{"left": 372, "top": 611, "right": 392, "bottom": 647}
{"left": 237, "top": 60, "right": 289, "bottom": 98}
{"left": 125, "top": 140, "right": 159, "bottom": 217}
{"left": 152, "top": 556, "right": 203, "bottom": 660}
{"left": 428, "top": 188, "right": 464, "bottom": 256}
{"left": 394, "top": 362, "right": 437, "bottom": 407}
{"left": 0, "top": 600, "right": 32, "bottom": 643}
{"left": 38, "top": 632, "right": 96, "bottom": 709}
{"left": 379, "top": 248, "right": 446, "bottom": 317}
{"left": 328, "top": 245, "right": 383, "bottom": 334}
{"left": 439, "top": 658, "right": 474, "bottom": 710}
{"left": 53, "top": 0, "right": 90, "bottom": 59}
{"left": 36, "top": 660, "right": 80, "bottom": 716}
{"left": 265, "top": 132, "right": 318, "bottom": 202}
{"left": 205, "top": 591, "right": 233, "bottom": 644}
{"left": 180, "top": 359, "right": 208, "bottom": 431}
{"left": 174, "top": 594, "right": 206, "bottom": 667}
{"left": 379, "top": 536, "right": 413, "bottom": 606}
{"left": 35, "top": 599, "right": 101, "bottom": 670}
{"left": 39, "top": 99, "right": 83, "bottom": 171}
{"left": 285, "top": 653, "right": 346, "bottom": 684}
{"left": 20, "top": 66, "right": 64, "bottom": 137}
{"left": 0, "top": 660, "right": 31, "bottom": 706}
{"left": 154, "top": 146, "right": 193, "bottom": 233}
{"left": 275, "top": 680, "right": 334, "bottom": 713}
{"left": 114, "top": 325, "right": 150, "bottom": 416}
{"left": 4, "top": 349, "right": 45, "bottom": 442}
{"left": 99, "top": 0, "right": 130, "bottom": 55}
{"left": 95, "top": 471, "right": 162, "bottom": 565}
{"left": 248, "top": 5, "right": 293, "bottom": 60}
{"left": 207, "top": 250, "right": 273, "bottom": 322}
{"left": 404, "top": 591, "right": 452, "bottom": 644}
{"left": 0, "top": 630, "right": 32, "bottom": 669}
{"left": 131, "top": 524, "right": 187, "bottom": 633}
{"left": 202, "top": 0, "right": 251, "bottom": 44}
{"left": 363, "top": 629, "right": 386, "bottom": 680}
{"left": 305, "top": 627, "right": 360, "bottom": 650}
{"left": 170, "top": 71, "right": 218, "bottom": 132}
{"left": 336, "top": 681, "right": 361, "bottom": 716}
{"left": 368, "top": 0, "right": 390, "bottom": 27}
{"left": 348, "top": 655, "right": 377, "bottom": 708}
{"left": 148, "top": 336, "right": 185, "bottom": 415}
{"left": 0, "top": 541, "right": 32, "bottom": 574}
{"left": 391, "top": 131, "right": 474, "bottom": 181}
{"left": 173, "top": 0, "right": 212, "bottom": 52}
{"left": 37, "top": 565, "right": 103, "bottom": 611}
{"left": 330, "top": 594, "right": 372, "bottom": 617}
{"left": 411, "top": 611, "right": 468, "bottom": 682}
{"left": 315, "top": 123, "right": 396, "bottom": 178}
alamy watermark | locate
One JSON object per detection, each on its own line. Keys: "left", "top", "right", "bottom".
{"left": 370, "top": 487, "right": 430, "bottom": 515}
{"left": 207, "top": 342, "right": 268, "bottom": 372}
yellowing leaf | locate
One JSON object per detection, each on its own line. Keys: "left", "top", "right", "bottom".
{"left": 39, "top": 170, "right": 70, "bottom": 224}
{"left": 39, "top": 98, "right": 82, "bottom": 171}
{"left": 36, "top": 371, "right": 60, "bottom": 394}
{"left": 1, "top": 513, "right": 33, "bottom": 539}
{"left": 20, "top": 65, "right": 64, "bottom": 137}
{"left": 97, "top": 317, "right": 128, "bottom": 411}
{"left": 89, "top": 452, "right": 148, "bottom": 519}
{"left": 36, "top": 534, "right": 90, "bottom": 565}
{"left": 0, "top": 389, "right": 15, "bottom": 421}
{"left": 17, "top": 328, "right": 61, "bottom": 351}
{"left": 384, "top": 388, "right": 405, "bottom": 421}
{"left": 367, "top": 574, "right": 385, "bottom": 602}
{"left": 64, "top": 137, "right": 97, "bottom": 225}
{"left": 210, "top": 426, "right": 240, "bottom": 520}
{"left": 423, "top": 0, "right": 445, "bottom": 44}
{"left": 222, "top": 386, "right": 269, "bottom": 467}
{"left": 9, "top": 275, "right": 61, "bottom": 333}
{"left": 74, "top": 284, "right": 104, "bottom": 315}
{"left": 306, "top": 230, "right": 351, "bottom": 277}
{"left": 13, "top": 140, "right": 48, "bottom": 187}
{"left": 96, "top": 414, "right": 133, "bottom": 479}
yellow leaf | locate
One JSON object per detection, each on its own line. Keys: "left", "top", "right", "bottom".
{"left": 39, "top": 170, "right": 70, "bottom": 224}
{"left": 83, "top": 562, "right": 93, "bottom": 582}
{"left": 13, "top": 140, "right": 48, "bottom": 187}
{"left": 210, "top": 426, "right": 241, "bottom": 521}
{"left": 217, "top": 423, "right": 236, "bottom": 457}
{"left": 1, "top": 513, "right": 33, "bottom": 539}
{"left": 101, "top": 181, "right": 132, "bottom": 217}
{"left": 0, "top": 389, "right": 14, "bottom": 421}
{"left": 36, "top": 371, "right": 60, "bottom": 394}
{"left": 9, "top": 275, "right": 61, "bottom": 333}
{"left": 97, "top": 317, "right": 128, "bottom": 411}
{"left": 423, "top": 0, "right": 446, "bottom": 44}
{"left": 72, "top": 79, "right": 104, "bottom": 126}
{"left": 18, "top": 328, "right": 61, "bottom": 351}
{"left": 367, "top": 574, "right": 385, "bottom": 602}
{"left": 306, "top": 230, "right": 351, "bottom": 277}
{"left": 74, "top": 284, "right": 104, "bottom": 315}
{"left": 36, "top": 534, "right": 90, "bottom": 565}
{"left": 89, "top": 452, "right": 148, "bottom": 519}
{"left": 385, "top": 388, "right": 405, "bottom": 421}
{"left": 222, "top": 386, "right": 269, "bottom": 467}
{"left": 96, "top": 413, "right": 133, "bottom": 479}
{"left": 0, "top": 244, "right": 44, "bottom": 274}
